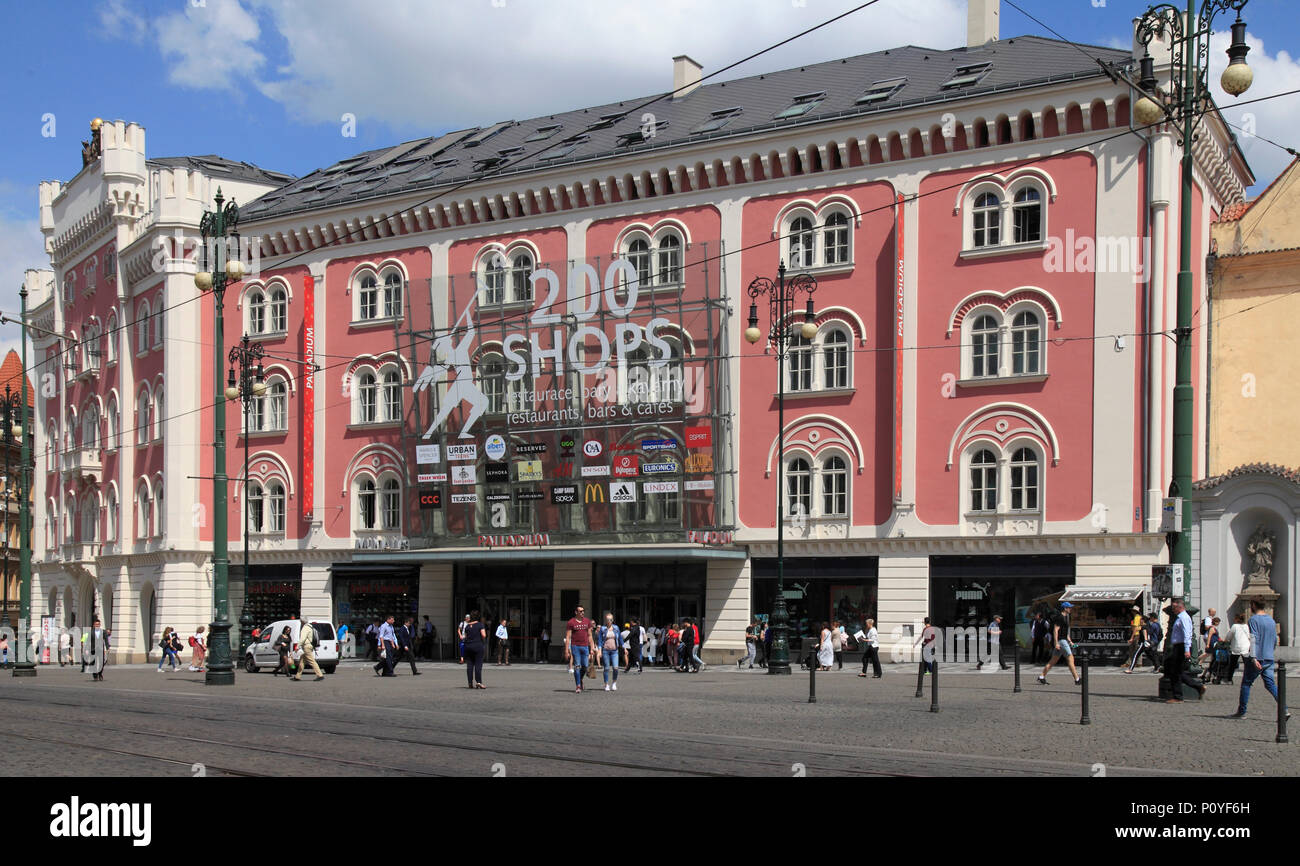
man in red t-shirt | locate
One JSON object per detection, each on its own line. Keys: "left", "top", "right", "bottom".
{"left": 565, "top": 605, "right": 595, "bottom": 693}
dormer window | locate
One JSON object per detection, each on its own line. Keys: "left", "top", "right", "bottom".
{"left": 525, "top": 124, "right": 562, "bottom": 142}
{"left": 856, "top": 78, "right": 906, "bottom": 105}
{"left": 774, "top": 91, "right": 826, "bottom": 120}
{"left": 691, "top": 107, "right": 743, "bottom": 134}
{"left": 942, "top": 62, "right": 992, "bottom": 90}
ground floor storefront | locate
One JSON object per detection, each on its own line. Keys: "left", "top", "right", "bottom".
{"left": 13, "top": 534, "right": 1174, "bottom": 668}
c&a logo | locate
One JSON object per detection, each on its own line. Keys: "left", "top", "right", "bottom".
{"left": 584, "top": 482, "right": 605, "bottom": 503}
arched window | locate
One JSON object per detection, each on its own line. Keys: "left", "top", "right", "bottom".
{"left": 1012, "top": 186, "right": 1042, "bottom": 243}
{"left": 153, "top": 388, "right": 164, "bottom": 440}
{"left": 382, "top": 270, "right": 403, "bottom": 319}
{"left": 136, "top": 390, "right": 151, "bottom": 445}
{"left": 380, "top": 477, "right": 401, "bottom": 530}
{"left": 357, "top": 273, "right": 379, "bottom": 320}
{"left": 247, "top": 482, "right": 265, "bottom": 533}
{"left": 381, "top": 367, "right": 402, "bottom": 422}
{"left": 80, "top": 496, "right": 98, "bottom": 543}
{"left": 81, "top": 404, "right": 99, "bottom": 449}
{"left": 969, "top": 449, "right": 997, "bottom": 512}
{"left": 106, "top": 395, "right": 120, "bottom": 450}
{"left": 786, "top": 457, "right": 812, "bottom": 519}
{"left": 136, "top": 303, "right": 150, "bottom": 354}
{"left": 656, "top": 234, "right": 682, "bottom": 285}
{"left": 627, "top": 238, "right": 652, "bottom": 288}
{"left": 65, "top": 494, "right": 76, "bottom": 541}
{"left": 45, "top": 502, "right": 57, "bottom": 549}
{"left": 822, "top": 455, "right": 848, "bottom": 517}
{"left": 136, "top": 484, "right": 151, "bottom": 539}
{"left": 105, "top": 311, "right": 117, "bottom": 364}
{"left": 154, "top": 483, "right": 164, "bottom": 537}
{"left": 823, "top": 212, "right": 850, "bottom": 265}
{"left": 479, "top": 353, "right": 506, "bottom": 414}
{"left": 648, "top": 336, "right": 683, "bottom": 403}
{"left": 356, "top": 371, "right": 377, "bottom": 423}
{"left": 788, "top": 216, "right": 815, "bottom": 268}
{"left": 971, "top": 314, "right": 999, "bottom": 378}
{"left": 65, "top": 410, "right": 76, "bottom": 451}
{"left": 507, "top": 359, "right": 532, "bottom": 413}
{"left": 972, "top": 192, "right": 1001, "bottom": 247}
{"left": 269, "top": 286, "right": 288, "bottom": 332}
{"left": 1010, "top": 447, "right": 1040, "bottom": 511}
{"left": 1011, "top": 310, "right": 1041, "bottom": 374}
{"left": 248, "top": 289, "right": 266, "bottom": 334}
{"left": 268, "top": 377, "right": 288, "bottom": 430}
{"left": 787, "top": 333, "right": 813, "bottom": 391}
{"left": 509, "top": 252, "right": 534, "bottom": 303}
{"left": 46, "top": 422, "right": 57, "bottom": 471}
{"left": 153, "top": 297, "right": 164, "bottom": 348}
{"left": 267, "top": 482, "right": 286, "bottom": 533}
{"left": 356, "top": 477, "right": 377, "bottom": 530}
{"left": 105, "top": 486, "right": 118, "bottom": 542}
{"left": 823, "top": 328, "right": 849, "bottom": 389}
{"left": 481, "top": 257, "right": 505, "bottom": 306}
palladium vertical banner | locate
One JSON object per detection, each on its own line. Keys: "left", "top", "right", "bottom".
{"left": 402, "top": 240, "right": 733, "bottom": 547}
{"left": 302, "top": 273, "right": 315, "bottom": 521}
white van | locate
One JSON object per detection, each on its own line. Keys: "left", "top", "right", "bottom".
{"left": 244, "top": 619, "right": 340, "bottom": 674}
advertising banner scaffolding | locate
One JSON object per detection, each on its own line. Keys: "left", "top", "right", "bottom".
{"left": 396, "top": 239, "right": 733, "bottom": 548}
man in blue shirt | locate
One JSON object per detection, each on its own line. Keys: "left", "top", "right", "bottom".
{"left": 1164, "top": 599, "right": 1195, "bottom": 702}
{"left": 1232, "top": 600, "right": 1292, "bottom": 720}
{"left": 373, "top": 615, "right": 398, "bottom": 677}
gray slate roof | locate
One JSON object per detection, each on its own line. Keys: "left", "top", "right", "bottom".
{"left": 147, "top": 154, "right": 296, "bottom": 186}
{"left": 240, "top": 35, "right": 1129, "bottom": 223}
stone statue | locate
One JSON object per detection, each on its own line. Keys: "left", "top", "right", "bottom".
{"left": 1244, "top": 525, "right": 1275, "bottom": 586}
{"left": 80, "top": 118, "right": 102, "bottom": 168}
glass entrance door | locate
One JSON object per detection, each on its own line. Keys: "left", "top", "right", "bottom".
{"left": 527, "top": 597, "right": 549, "bottom": 661}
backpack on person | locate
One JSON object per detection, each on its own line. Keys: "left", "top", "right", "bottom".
{"left": 188, "top": 635, "right": 197, "bottom": 648}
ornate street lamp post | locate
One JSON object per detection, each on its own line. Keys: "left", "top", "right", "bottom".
{"left": 1131, "top": 1, "right": 1252, "bottom": 604}
{"left": 226, "top": 334, "right": 266, "bottom": 660}
{"left": 194, "top": 188, "right": 245, "bottom": 685}
{"left": 0, "top": 386, "right": 23, "bottom": 642}
{"left": 745, "top": 262, "right": 817, "bottom": 675}
{"left": 13, "top": 285, "right": 35, "bottom": 677}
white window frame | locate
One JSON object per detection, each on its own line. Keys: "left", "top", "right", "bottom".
{"left": 136, "top": 388, "right": 151, "bottom": 445}
{"left": 961, "top": 441, "right": 1045, "bottom": 519}
{"left": 105, "top": 485, "right": 118, "bottom": 543}
{"left": 961, "top": 178, "right": 1050, "bottom": 255}
{"left": 152, "top": 294, "right": 164, "bottom": 348}
{"left": 136, "top": 483, "right": 151, "bottom": 540}
{"left": 781, "top": 207, "right": 855, "bottom": 272}
{"left": 479, "top": 352, "right": 507, "bottom": 415}
{"left": 355, "top": 474, "right": 378, "bottom": 531}
{"left": 959, "top": 302, "right": 1049, "bottom": 383}
{"left": 105, "top": 311, "right": 118, "bottom": 365}
{"left": 379, "top": 365, "right": 402, "bottom": 423}
{"left": 135, "top": 302, "right": 150, "bottom": 356}
{"left": 152, "top": 386, "right": 164, "bottom": 441}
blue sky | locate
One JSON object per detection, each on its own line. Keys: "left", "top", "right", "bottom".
{"left": 3, "top": 0, "right": 1298, "bottom": 356}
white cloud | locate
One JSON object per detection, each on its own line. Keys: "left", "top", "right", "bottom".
{"left": 154, "top": 0, "right": 267, "bottom": 91}
{"left": 149, "top": 0, "right": 965, "bottom": 128}
{"left": 1209, "top": 30, "right": 1300, "bottom": 196}
{"left": 99, "top": 0, "right": 149, "bottom": 44}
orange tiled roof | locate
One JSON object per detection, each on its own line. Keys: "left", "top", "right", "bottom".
{"left": 1194, "top": 463, "right": 1300, "bottom": 490}
{"left": 1216, "top": 201, "right": 1252, "bottom": 222}
{"left": 0, "top": 351, "right": 33, "bottom": 408}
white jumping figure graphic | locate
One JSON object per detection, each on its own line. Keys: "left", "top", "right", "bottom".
{"left": 413, "top": 295, "right": 488, "bottom": 438}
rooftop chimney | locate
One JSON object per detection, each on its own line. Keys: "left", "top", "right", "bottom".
{"left": 967, "top": 0, "right": 999, "bottom": 47}
{"left": 673, "top": 55, "right": 702, "bottom": 99}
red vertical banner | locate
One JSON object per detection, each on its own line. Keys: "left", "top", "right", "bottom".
{"left": 893, "top": 193, "right": 905, "bottom": 503}
{"left": 302, "top": 274, "right": 315, "bottom": 521}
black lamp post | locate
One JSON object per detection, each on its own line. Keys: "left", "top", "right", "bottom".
{"left": 745, "top": 262, "right": 817, "bottom": 675}
{"left": 13, "top": 285, "right": 34, "bottom": 677}
{"left": 0, "top": 385, "right": 22, "bottom": 638}
{"left": 1131, "top": 1, "right": 1252, "bottom": 604}
{"left": 226, "top": 334, "right": 266, "bottom": 661}
{"left": 194, "top": 188, "right": 244, "bottom": 685}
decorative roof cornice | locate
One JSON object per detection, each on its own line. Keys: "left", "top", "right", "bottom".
{"left": 1194, "top": 463, "right": 1300, "bottom": 490}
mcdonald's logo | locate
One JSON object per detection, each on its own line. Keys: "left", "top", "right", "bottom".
{"left": 584, "top": 482, "right": 606, "bottom": 503}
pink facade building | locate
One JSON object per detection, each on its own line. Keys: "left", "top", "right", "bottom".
{"left": 27, "top": 7, "right": 1252, "bottom": 663}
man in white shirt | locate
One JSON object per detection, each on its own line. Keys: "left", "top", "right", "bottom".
{"left": 495, "top": 619, "right": 510, "bottom": 665}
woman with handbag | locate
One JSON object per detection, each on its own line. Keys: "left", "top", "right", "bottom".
{"left": 272, "top": 626, "right": 293, "bottom": 677}
{"left": 817, "top": 622, "right": 834, "bottom": 671}
{"left": 463, "top": 610, "right": 488, "bottom": 689}
{"left": 156, "top": 627, "right": 180, "bottom": 672}
{"left": 598, "top": 612, "right": 626, "bottom": 691}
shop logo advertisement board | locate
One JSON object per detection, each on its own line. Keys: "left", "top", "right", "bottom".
{"left": 418, "top": 488, "right": 442, "bottom": 510}
{"left": 417, "top": 472, "right": 447, "bottom": 483}
{"left": 401, "top": 244, "right": 732, "bottom": 546}
{"left": 447, "top": 443, "right": 477, "bottom": 461}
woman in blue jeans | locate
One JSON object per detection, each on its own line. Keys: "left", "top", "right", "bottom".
{"left": 598, "top": 612, "right": 626, "bottom": 691}
{"left": 462, "top": 610, "right": 487, "bottom": 689}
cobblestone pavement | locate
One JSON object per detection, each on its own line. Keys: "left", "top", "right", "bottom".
{"left": 0, "top": 659, "right": 1293, "bottom": 777}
